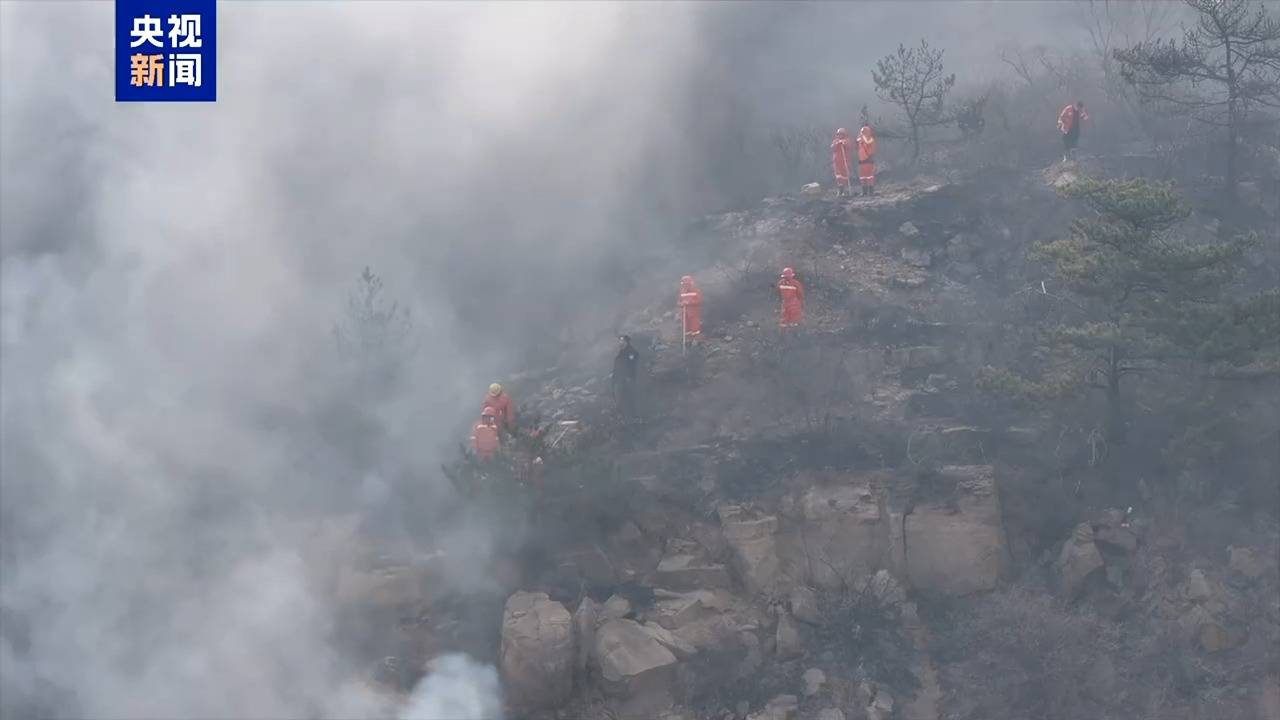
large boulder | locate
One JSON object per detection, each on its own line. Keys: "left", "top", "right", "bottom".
{"left": 801, "top": 667, "right": 827, "bottom": 697}
{"left": 500, "top": 592, "right": 574, "bottom": 711}
{"left": 1180, "top": 604, "right": 1239, "bottom": 654}
{"left": 1228, "top": 545, "right": 1269, "bottom": 581}
{"left": 650, "top": 553, "right": 733, "bottom": 592}
{"left": 650, "top": 590, "right": 716, "bottom": 631}
{"left": 593, "top": 619, "right": 680, "bottom": 717}
{"left": 602, "top": 594, "right": 633, "bottom": 620}
{"left": 775, "top": 609, "right": 805, "bottom": 659}
{"left": 866, "top": 689, "right": 895, "bottom": 720}
{"left": 788, "top": 586, "right": 821, "bottom": 626}
{"left": 902, "top": 465, "right": 1005, "bottom": 595}
{"left": 1184, "top": 569, "right": 1213, "bottom": 602}
{"left": 1054, "top": 523, "right": 1105, "bottom": 599}
{"left": 642, "top": 622, "right": 698, "bottom": 659}
{"left": 718, "top": 505, "right": 782, "bottom": 594}
{"left": 777, "top": 480, "right": 892, "bottom": 590}
{"left": 647, "top": 589, "right": 760, "bottom": 651}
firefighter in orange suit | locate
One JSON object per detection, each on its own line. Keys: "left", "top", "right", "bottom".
{"left": 678, "top": 275, "right": 703, "bottom": 343}
{"left": 856, "top": 126, "right": 877, "bottom": 196}
{"left": 483, "top": 383, "right": 515, "bottom": 433}
{"left": 470, "top": 406, "right": 500, "bottom": 461}
{"left": 831, "top": 128, "right": 853, "bottom": 197}
{"left": 778, "top": 267, "right": 805, "bottom": 328}
{"left": 1058, "top": 100, "right": 1090, "bottom": 162}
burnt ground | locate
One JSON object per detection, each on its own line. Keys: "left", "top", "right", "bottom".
{"left": 338, "top": 165, "right": 1279, "bottom": 720}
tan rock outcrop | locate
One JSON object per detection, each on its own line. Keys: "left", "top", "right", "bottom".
{"left": 1055, "top": 523, "right": 1105, "bottom": 599}
{"left": 593, "top": 619, "right": 680, "bottom": 717}
{"left": 500, "top": 591, "right": 574, "bottom": 710}
{"left": 718, "top": 504, "right": 782, "bottom": 594}
{"left": 903, "top": 465, "right": 1005, "bottom": 595}
{"left": 777, "top": 480, "right": 892, "bottom": 590}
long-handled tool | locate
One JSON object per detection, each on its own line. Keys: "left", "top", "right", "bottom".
{"left": 840, "top": 142, "right": 851, "bottom": 197}
{"left": 548, "top": 420, "right": 579, "bottom": 450}
{"left": 681, "top": 305, "right": 687, "bottom": 357}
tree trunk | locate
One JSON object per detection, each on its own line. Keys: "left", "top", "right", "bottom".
{"left": 1224, "top": 37, "right": 1239, "bottom": 205}
{"left": 1106, "top": 347, "right": 1125, "bottom": 447}
{"left": 1225, "top": 114, "right": 1238, "bottom": 207}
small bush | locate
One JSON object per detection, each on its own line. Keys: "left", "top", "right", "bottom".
{"left": 813, "top": 577, "right": 919, "bottom": 699}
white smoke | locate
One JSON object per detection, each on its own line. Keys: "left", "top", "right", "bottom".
{"left": 398, "top": 654, "right": 503, "bottom": 720}
{"left": 1, "top": 2, "right": 701, "bottom": 718}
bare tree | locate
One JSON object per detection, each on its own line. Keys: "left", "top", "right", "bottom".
{"left": 999, "top": 44, "right": 1093, "bottom": 91}
{"left": 1114, "top": 0, "right": 1280, "bottom": 201}
{"left": 1076, "top": 0, "right": 1182, "bottom": 141}
{"left": 768, "top": 124, "right": 828, "bottom": 190}
{"left": 1076, "top": 0, "right": 1179, "bottom": 93}
{"left": 872, "top": 39, "right": 957, "bottom": 161}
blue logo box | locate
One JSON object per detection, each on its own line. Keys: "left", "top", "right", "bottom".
{"left": 115, "top": 0, "right": 216, "bottom": 102}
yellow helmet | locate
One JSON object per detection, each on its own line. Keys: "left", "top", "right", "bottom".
{"left": 489, "top": 383, "right": 503, "bottom": 395}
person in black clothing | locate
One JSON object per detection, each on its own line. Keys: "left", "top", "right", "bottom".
{"left": 612, "top": 335, "right": 640, "bottom": 420}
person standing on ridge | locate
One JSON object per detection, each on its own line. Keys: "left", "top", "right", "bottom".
{"left": 777, "top": 267, "right": 805, "bottom": 330}
{"left": 1058, "top": 100, "right": 1089, "bottom": 162}
{"left": 678, "top": 275, "right": 703, "bottom": 346}
{"left": 611, "top": 334, "right": 640, "bottom": 421}
{"left": 470, "top": 406, "right": 500, "bottom": 461}
{"left": 856, "top": 126, "right": 877, "bottom": 196}
{"left": 483, "top": 383, "right": 515, "bottom": 433}
{"left": 831, "top": 128, "right": 853, "bottom": 197}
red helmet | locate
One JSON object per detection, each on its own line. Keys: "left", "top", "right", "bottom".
{"left": 481, "top": 406, "right": 497, "bottom": 418}
{"left": 835, "top": 128, "right": 849, "bottom": 139}
{"left": 681, "top": 275, "right": 694, "bottom": 286}
{"left": 781, "top": 267, "right": 795, "bottom": 279}
{"left": 860, "top": 126, "right": 873, "bottom": 138}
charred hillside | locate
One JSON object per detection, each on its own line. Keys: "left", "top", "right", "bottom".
{"left": 321, "top": 163, "right": 1279, "bottom": 720}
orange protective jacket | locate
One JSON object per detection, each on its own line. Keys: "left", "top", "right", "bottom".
{"left": 831, "top": 134, "right": 853, "bottom": 186}
{"left": 856, "top": 128, "right": 877, "bottom": 183}
{"left": 471, "top": 421, "right": 500, "bottom": 460}
{"left": 483, "top": 392, "right": 515, "bottom": 431}
{"left": 1058, "top": 104, "right": 1089, "bottom": 134}
{"left": 678, "top": 283, "right": 703, "bottom": 337}
{"left": 778, "top": 277, "right": 805, "bottom": 325}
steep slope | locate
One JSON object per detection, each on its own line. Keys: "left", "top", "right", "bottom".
{"left": 329, "top": 166, "right": 1280, "bottom": 720}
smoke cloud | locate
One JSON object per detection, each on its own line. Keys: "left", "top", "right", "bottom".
{"left": 0, "top": 1, "right": 706, "bottom": 717}
{"left": 398, "top": 654, "right": 503, "bottom": 720}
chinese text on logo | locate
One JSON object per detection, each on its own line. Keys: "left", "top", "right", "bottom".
{"left": 116, "top": 0, "right": 216, "bottom": 102}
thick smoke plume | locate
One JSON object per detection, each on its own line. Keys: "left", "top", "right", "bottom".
{"left": 398, "top": 654, "right": 502, "bottom": 720}
{"left": 0, "top": 2, "right": 703, "bottom": 717}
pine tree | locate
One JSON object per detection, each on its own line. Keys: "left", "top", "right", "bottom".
{"left": 872, "top": 39, "right": 956, "bottom": 162}
{"left": 1114, "top": 0, "right": 1280, "bottom": 203}
{"left": 332, "top": 266, "right": 418, "bottom": 396}
{"left": 980, "top": 178, "right": 1265, "bottom": 446}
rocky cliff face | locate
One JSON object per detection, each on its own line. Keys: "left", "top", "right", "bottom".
{"left": 330, "top": 171, "right": 1279, "bottom": 720}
